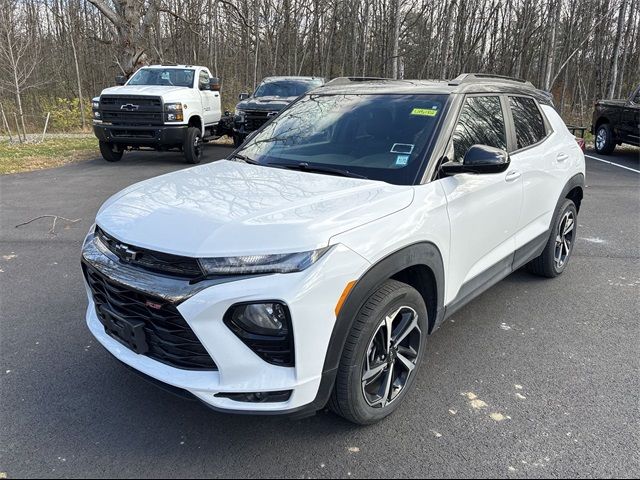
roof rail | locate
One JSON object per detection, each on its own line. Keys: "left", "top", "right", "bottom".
{"left": 449, "top": 73, "right": 534, "bottom": 87}
{"left": 325, "top": 76, "right": 390, "bottom": 86}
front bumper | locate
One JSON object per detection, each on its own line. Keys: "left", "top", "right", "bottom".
{"left": 93, "top": 124, "right": 187, "bottom": 147}
{"left": 82, "top": 232, "right": 369, "bottom": 415}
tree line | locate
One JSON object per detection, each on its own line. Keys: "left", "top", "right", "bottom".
{"left": 0, "top": 0, "right": 638, "bottom": 133}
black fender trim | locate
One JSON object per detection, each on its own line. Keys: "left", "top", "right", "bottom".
{"left": 555, "top": 173, "right": 585, "bottom": 217}
{"left": 308, "top": 242, "right": 445, "bottom": 412}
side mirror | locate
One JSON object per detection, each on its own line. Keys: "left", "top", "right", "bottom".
{"left": 210, "top": 77, "right": 221, "bottom": 91}
{"left": 115, "top": 75, "right": 126, "bottom": 86}
{"left": 441, "top": 145, "right": 510, "bottom": 176}
{"left": 239, "top": 92, "right": 249, "bottom": 101}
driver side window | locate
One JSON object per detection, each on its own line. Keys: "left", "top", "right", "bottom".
{"left": 199, "top": 71, "right": 210, "bottom": 89}
{"left": 451, "top": 96, "right": 507, "bottom": 162}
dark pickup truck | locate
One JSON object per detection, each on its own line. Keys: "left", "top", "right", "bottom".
{"left": 592, "top": 85, "right": 640, "bottom": 154}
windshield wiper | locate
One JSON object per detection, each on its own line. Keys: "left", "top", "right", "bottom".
{"left": 268, "top": 161, "right": 368, "bottom": 179}
{"left": 229, "top": 153, "right": 259, "bottom": 164}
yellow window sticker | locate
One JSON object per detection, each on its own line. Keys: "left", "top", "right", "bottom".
{"left": 411, "top": 107, "right": 438, "bottom": 117}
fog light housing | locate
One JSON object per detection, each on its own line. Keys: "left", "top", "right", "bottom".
{"left": 224, "top": 301, "right": 294, "bottom": 366}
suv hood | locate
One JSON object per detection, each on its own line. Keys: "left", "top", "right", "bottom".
{"left": 96, "top": 160, "right": 414, "bottom": 257}
{"left": 236, "top": 96, "right": 297, "bottom": 112}
{"left": 100, "top": 85, "right": 192, "bottom": 98}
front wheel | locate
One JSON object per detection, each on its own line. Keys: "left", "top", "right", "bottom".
{"left": 99, "top": 141, "right": 124, "bottom": 162}
{"left": 329, "top": 279, "right": 428, "bottom": 425}
{"left": 595, "top": 123, "right": 616, "bottom": 154}
{"left": 184, "top": 126, "right": 203, "bottom": 164}
{"left": 526, "top": 198, "right": 577, "bottom": 278}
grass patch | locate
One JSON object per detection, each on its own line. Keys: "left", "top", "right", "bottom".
{"left": 0, "top": 136, "right": 98, "bottom": 174}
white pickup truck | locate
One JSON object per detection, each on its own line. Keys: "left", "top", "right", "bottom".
{"left": 92, "top": 65, "right": 229, "bottom": 163}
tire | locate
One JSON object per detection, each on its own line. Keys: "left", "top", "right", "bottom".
{"left": 99, "top": 141, "right": 124, "bottom": 162}
{"left": 329, "top": 279, "right": 428, "bottom": 425}
{"left": 526, "top": 199, "right": 578, "bottom": 278}
{"left": 594, "top": 123, "right": 616, "bottom": 154}
{"left": 184, "top": 126, "right": 203, "bottom": 164}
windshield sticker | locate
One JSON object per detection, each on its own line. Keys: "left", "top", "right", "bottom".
{"left": 411, "top": 107, "right": 439, "bottom": 117}
{"left": 395, "top": 155, "right": 410, "bottom": 166}
{"left": 391, "top": 143, "right": 414, "bottom": 154}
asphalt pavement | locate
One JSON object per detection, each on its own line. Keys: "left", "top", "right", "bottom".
{"left": 1, "top": 145, "right": 639, "bottom": 478}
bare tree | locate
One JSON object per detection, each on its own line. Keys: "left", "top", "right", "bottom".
{"left": 0, "top": 0, "right": 44, "bottom": 137}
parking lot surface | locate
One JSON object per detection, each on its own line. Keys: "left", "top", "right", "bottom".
{"left": 1, "top": 146, "right": 639, "bottom": 478}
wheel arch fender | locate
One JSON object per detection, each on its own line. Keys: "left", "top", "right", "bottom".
{"left": 323, "top": 242, "right": 445, "bottom": 377}
{"left": 187, "top": 114, "right": 204, "bottom": 132}
{"left": 556, "top": 173, "right": 585, "bottom": 218}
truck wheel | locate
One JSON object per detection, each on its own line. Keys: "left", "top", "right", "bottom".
{"left": 594, "top": 123, "right": 616, "bottom": 154}
{"left": 328, "top": 279, "right": 428, "bottom": 425}
{"left": 99, "top": 141, "right": 124, "bottom": 162}
{"left": 184, "top": 127, "right": 203, "bottom": 164}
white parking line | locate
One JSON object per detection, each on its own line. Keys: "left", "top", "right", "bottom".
{"left": 585, "top": 154, "right": 640, "bottom": 174}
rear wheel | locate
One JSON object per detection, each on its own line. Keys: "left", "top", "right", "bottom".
{"left": 595, "top": 123, "right": 616, "bottom": 154}
{"left": 99, "top": 141, "right": 124, "bottom": 162}
{"left": 184, "top": 126, "right": 203, "bottom": 164}
{"left": 526, "top": 199, "right": 577, "bottom": 278}
{"left": 329, "top": 279, "right": 428, "bottom": 425}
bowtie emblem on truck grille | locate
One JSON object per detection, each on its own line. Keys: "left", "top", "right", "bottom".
{"left": 113, "top": 242, "right": 139, "bottom": 261}
{"left": 120, "top": 103, "right": 140, "bottom": 111}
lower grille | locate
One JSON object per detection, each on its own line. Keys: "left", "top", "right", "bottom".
{"left": 83, "top": 264, "right": 217, "bottom": 371}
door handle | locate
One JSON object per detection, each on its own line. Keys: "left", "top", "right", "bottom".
{"left": 505, "top": 170, "right": 521, "bottom": 182}
{"left": 556, "top": 153, "right": 569, "bottom": 162}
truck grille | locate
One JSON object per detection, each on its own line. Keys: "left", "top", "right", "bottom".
{"left": 100, "top": 95, "right": 163, "bottom": 126}
{"left": 244, "top": 110, "right": 275, "bottom": 132}
{"left": 96, "top": 227, "right": 203, "bottom": 279}
{"left": 83, "top": 263, "right": 217, "bottom": 371}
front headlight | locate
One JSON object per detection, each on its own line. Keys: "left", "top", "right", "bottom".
{"left": 165, "top": 103, "right": 183, "bottom": 112}
{"left": 198, "top": 246, "right": 331, "bottom": 275}
{"left": 165, "top": 103, "right": 183, "bottom": 122}
{"left": 92, "top": 100, "right": 100, "bottom": 109}
{"left": 234, "top": 109, "right": 245, "bottom": 120}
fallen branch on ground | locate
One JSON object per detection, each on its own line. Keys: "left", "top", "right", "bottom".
{"left": 15, "top": 215, "right": 81, "bottom": 235}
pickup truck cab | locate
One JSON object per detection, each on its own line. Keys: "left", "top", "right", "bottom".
{"left": 92, "top": 65, "right": 223, "bottom": 163}
{"left": 591, "top": 85, "right": 640, "bottom": 154}
{"left": 233, "top": 76, "right": 324, "bottom": 146}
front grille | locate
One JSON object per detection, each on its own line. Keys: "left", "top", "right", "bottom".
{"left": 100, "top": 95, "right": 163, "bottom": 126}
{"left": 96, "top": 227, "right": 203, "bottom": 279}
{"left": 83, "top": 263, "right": 217, "bottom": 371}
{"left": 244, "top": 110, "right": 274, "bottom": 132}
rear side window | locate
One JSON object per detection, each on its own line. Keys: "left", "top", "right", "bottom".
{"left": 509, "top": 96, "right": 547, "bottom": 149}
{"left": 452, "top": 96, "right": 507, "bottom": 162}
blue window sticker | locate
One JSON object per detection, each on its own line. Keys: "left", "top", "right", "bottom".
{"left": 395, "top": 154, "right": 410, "bottom": 166}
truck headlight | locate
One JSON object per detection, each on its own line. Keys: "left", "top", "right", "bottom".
{"left": 165, "top": 103, "right": 183, "bottom": 122}
{"left": 198, "top": 247, "right": 331, "bottom": 275}
{"left": 234, "top": 109, "right": 245, "bottom": 121}
{"left": 92, "top": 100, "right": 100, "bottom": 109}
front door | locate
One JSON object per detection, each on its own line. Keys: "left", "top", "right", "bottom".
{"left": 438, "top": 95, "right": 523, "bottom": 304}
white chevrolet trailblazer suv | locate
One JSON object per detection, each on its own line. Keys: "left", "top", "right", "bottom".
{"left": 92, "top": 65, "right": 226, "bottom": 164}
{"left": 82, "top": 74, "right": 585, "bottom": 424}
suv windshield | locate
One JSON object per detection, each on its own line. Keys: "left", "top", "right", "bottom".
{"left": 237, "top": 94, "right": 447, "bottom": 185}
{"left": 127, "top": 68, "right": 195, "bottom": 88}
{"left": 254, "top": 80, "right": 321, "bottom": 98}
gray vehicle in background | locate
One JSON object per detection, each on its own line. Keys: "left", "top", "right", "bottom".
{"left": 232, "top": 76, "right": 325, "bottom": 147}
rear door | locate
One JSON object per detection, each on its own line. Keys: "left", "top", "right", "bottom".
{"left": 621, "top": 87, "right": 640, "bottom": 145}
{"left": 439, "top": 95, "right": 523, "bottom": 303}
{"left": 505, "top": 95, "right": 564, "bottom": 252}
